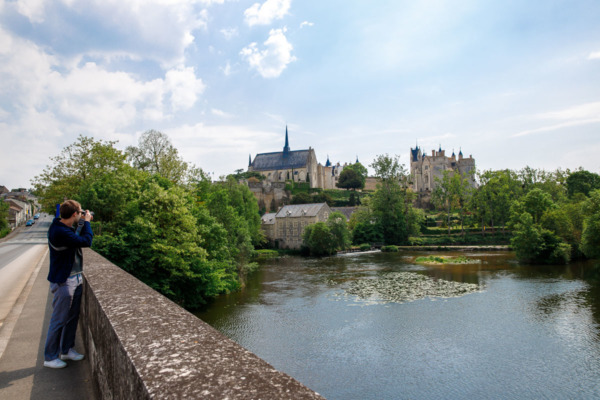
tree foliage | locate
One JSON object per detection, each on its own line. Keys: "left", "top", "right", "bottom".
{"left": 336, "top": 168, "right": 363, "bottom": 190}
{"left": 369, "top": 154, "right": 410, "bottom": 245}
{"left": 32, "top": 135, "right": 126, "bottom": 212}
{"left": 33, "top": 134, "right": 264, "bottom": 309}
{"left": 327, "top": 212, "right": 351, "bottom": 250}
{"left": 126, "top": 130, "right": 201, "bottom": 185}
{"left": 0, "top": 201, "right": 10, "bottom": 237}
{"left": 567, "top": 169, "right": 600, "bottom": 198}
{"left": 302, "top": 222, "right": 337, "bottom": 256}
{"left": 582, "top": 190, "right": 600, "bottom": 259}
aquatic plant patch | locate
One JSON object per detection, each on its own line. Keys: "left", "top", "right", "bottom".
{"left": 342, "top": 272, "right": 482, "bottom": 304}
{"left": 415, "top": 255, "right": 479, "bottom": 264}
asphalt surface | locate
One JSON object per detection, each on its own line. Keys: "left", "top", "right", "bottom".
{"left": 0, "top": 217, "right": 98, "bottom": 399}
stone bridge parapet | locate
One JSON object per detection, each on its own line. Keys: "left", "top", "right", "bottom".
{"left": 81, "top": 249, "right": 324, "bottom": 399}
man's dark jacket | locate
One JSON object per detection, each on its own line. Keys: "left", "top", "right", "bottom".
{"left": 47, "top": 217, "right": 93, "bottom": 283}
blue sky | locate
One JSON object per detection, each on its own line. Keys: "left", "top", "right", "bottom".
{"left": 1, "top": 0, "right": 599, "bottom": 189}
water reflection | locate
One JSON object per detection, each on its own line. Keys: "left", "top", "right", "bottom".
{"left": 196, "top": 252, "right": 600, "bottom": 400}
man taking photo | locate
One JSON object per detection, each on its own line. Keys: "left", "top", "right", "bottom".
{"left": 43, "top": 200, "right": 93, "bottom": 369}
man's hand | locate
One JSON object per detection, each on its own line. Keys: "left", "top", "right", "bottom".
{"left": 84, "top": 210, "right": 93, "bottom": 222}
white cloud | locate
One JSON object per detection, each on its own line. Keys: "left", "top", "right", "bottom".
{"left": 513, "top": 102, "right": 600, "bottom": 137}
{"left": 165, "top": 67, "right": 206, "bottom": 112}
{"left": 167, "top": 123, "right": 280, "bottom": 177}
{"left": 512, "top": 118, "right": 600, "bottom": 138}
{"left": 15, "top": 0, "right": 47, "bottom": 23}
{"left": 244, "top": 0, "right": 291, "bottom": 27}
{"left": 300, "top": 21, "right": 314, "bottom": 28}
{"left": 0, "top": 25, "right": 208, "bottom": 188}
{"left": 588, "top": 51, "right": 600, "bottom": 60}
{"left": 220, "top": 27, "right": 238, "bottom": 40}
{"left": 537, "top": 101, "right": 600, "bottom": 120}
{"left": 240, "top": 28, "right": 296, "bottom": 78}
{"left": 222, "top": 61, "right": 232, "bottom": 76}
{"left": 211, "top": 108, "right": 234, "bottom": 118}
{"left": 9, "top": 0, "right": 209, "bottom": 68}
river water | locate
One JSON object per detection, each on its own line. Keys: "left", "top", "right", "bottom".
{"left": 195, "top": 251, "right": 600, "bottom": 399}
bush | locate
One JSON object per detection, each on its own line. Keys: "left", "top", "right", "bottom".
{"left": 302, "top": 222, "right": 337, "bottom": 256}
{"left": 252, "top": 249, "right": 279, "bottom": 259}
{"left": 381, "top": 245, "right": 399, "bottom": 252}
{"left": 359, "top": 243, "right": 372, "bottom": 251}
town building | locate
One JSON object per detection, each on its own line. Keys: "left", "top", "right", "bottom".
{"left": 409, "top": 145, "right": 476, "bottom": 207}
{"left": 261, "top": 202, "right": 332, "bottom": 249}
{"left": 4, "top": 198, "right": 32, "bottom": 228}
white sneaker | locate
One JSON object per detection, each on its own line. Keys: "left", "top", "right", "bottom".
{"left": 60, "top": 348, "right": 84, "bottom": 361}
{"left": 44, "top": 358, "right": 67, "bottom": 368}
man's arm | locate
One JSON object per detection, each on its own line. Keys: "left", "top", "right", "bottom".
{"left": 57, "top": 222, "right": 93, "bottom": 248}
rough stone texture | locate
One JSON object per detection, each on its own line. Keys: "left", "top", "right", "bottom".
{"left": 80, "top": 249, "right": 324, "bottom": 400}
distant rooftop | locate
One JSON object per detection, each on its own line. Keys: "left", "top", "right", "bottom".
{"left": 275, "top": 203, "right": 328, "bottom": 218}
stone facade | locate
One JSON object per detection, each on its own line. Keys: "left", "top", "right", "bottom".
{"left": 248, "top": 127, "right": 343, "bottom": 191}
{"left": 410, "top": 145, "right": 476, "bottom": 193}
{"left": 247, "top": 179, "right": 288, "bottom": 213}
{"left": 261, "top": 203, "right": 332, "bottom": 249}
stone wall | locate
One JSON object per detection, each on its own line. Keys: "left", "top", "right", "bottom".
{"left": 80, "top": 249, "right": 324, "bottom": 399}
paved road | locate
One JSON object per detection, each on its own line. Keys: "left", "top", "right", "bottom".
{"left": 0, "top": 215, "right": 50, "bottom": 322}
{"left": 0, "top": 215, "right": 50, "bottom": 328}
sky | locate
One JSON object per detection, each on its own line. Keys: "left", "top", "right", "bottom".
{"left": 1, "top": 0, "right": 599, "bottom": 190}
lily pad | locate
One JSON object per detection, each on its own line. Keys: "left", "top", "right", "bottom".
{"left": 342, "top": 272, "right": 482, "bottom": 304}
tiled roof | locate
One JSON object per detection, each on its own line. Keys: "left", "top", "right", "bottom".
{"left": 331, "top": 207, "right": 358, "bottom": 221}
{"left": 411, "top": 147, "right": 420, "bottom": 162}
{"left": 261, "top": 213, "right": 277, "bottom": 225}
{"left": 275, "top": 203, "right": 328, "bottom": 218}
{"left": 251, "top": 150, "right": 310, "bottom": 171}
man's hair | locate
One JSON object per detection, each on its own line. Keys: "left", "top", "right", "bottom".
{"left": 60, "top": 200, "right": 81, "bottom": 219}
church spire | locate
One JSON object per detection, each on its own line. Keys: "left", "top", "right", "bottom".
{"left": 283, "top": 125, "right": 290, "bottom": 153}
{"left": 249, "top": 154, "right": 252, "bottom": 167}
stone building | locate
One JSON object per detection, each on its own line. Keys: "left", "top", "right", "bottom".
{"left": 260, "top": 212, "right": 277, "bottom": 241}
{"left": 248, "top": 127, "right": 343, "bottom": 191}
{"left": 409, "top": 145, "right": 476, "bottom": 207}
{"left": 247, "top": 179, "right": 287, "bottom": 213}
{"left": 261, "top": 202, "right": 332, "bottom": 249}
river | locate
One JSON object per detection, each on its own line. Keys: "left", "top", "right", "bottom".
{"left": 195, "top": 251, "right": 600, "bottom": 399}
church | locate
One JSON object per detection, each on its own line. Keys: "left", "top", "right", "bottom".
{"left": 248, "top": 127, "right": 343, "bottom": 190}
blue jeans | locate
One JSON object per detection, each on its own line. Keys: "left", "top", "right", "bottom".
{"left": 44, "top": 274, "right": 83, "bottom": 361}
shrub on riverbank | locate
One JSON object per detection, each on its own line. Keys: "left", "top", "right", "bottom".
{"left": 359, "top": 243, "right": 372, "bottom": 251}
{"left": 253, "top": 249, "right": 279, "bottom": 259}
{"left": 381, "top": 245, "right": 399, "bottom": 252}
{"left": 409, "top": 233, "right": 511, "bottom": 246}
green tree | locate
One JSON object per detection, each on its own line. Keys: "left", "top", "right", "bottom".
{"left": 291, "top": 192, "right": 314, "bottom": 204}
{"left": 32, "top": 136, "right": 126, "bottom": 212}
{"left": 93, "top": 181, "right": 239, "bottom": 308}
{"left": 327, "top": 212, "right": 351, "bottom": 250}
{"left": 581, "top": 189, "right": 600, "bottom": 258}
{"left": 471, "top": 169, "right": 521, "bottom": 234}
{"left": 336, "top": 168, "right": 363, "bottom": 191}
{"left": 302, "top": 222, "right": 337, "bottom": 256}
{"left": 0, "top": 201, "right": 10, "bottom": 237}
{"left": 352, "top": 222, "right": 383, "bottom": 245}
{"left": 126, "top": 130, "right": 198, "bottom": 184}
{"left": 522, "top": 188, "right": 556, "bottom": 224}
{"left": 511, "top": 212, "right": 543, "bottom": 263}
{"left": 567, "top": 169, "right": 600, "bottom": 198}
{"left": 432, "top": 170, "right": 470, "bottom": 234}
{"left": 370, "top": 154, "right": 409, "bottom": 245}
